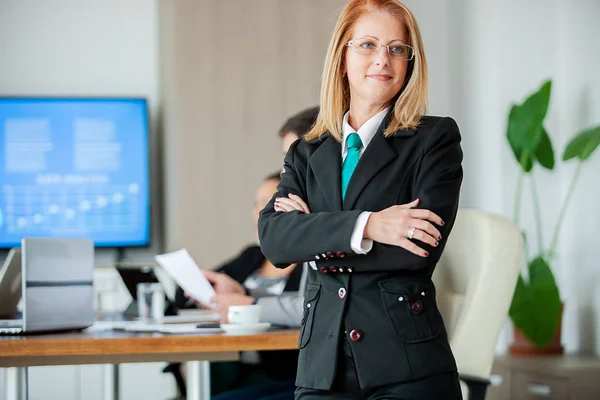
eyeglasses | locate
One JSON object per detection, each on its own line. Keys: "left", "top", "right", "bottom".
{"left": 346, "top": 37, "right": 415, "bottom": 61}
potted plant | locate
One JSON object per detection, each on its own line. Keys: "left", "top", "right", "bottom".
{"left": 506, "top": 79, "right": 600, "bottom": 354}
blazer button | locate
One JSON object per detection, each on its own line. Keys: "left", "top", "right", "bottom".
{"left": 329, "top": 266, "right": 337, "bottom": 273}
{"left": 336, "top": 251, "right": 346, "bottom": 258}
{"left": 347, "top": 268, "right": 353, "bottom": 273}
{"left": 338, "top": 267, "right": 344, "bottom": 273}
{"left": 326, "top": 252, "right": 335, "bottom": 259}
{"left": 338, "top": 287, "right": 346, "bottom": 299}
{"left": 349, "top": 329, "right": 363, "bottom": 342}
{"left": 319, "top": 267, "right": 328, "bottom": 273}
{"left": 315, "top": 255, "right": 320, "bottom": 260}
{"left": 410, "top": 300, "right": 423, "bottom": 313}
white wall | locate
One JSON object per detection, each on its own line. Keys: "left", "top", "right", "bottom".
{"left": 553, "top": 0, "right": 600, "bottom": 355}
{"left": 0, "top": 1, "right": 175, "bottom": 399}
{"left": 447, "top": 0, "right": 600, "bottom": 354}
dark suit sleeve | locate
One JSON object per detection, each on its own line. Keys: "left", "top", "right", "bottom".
{"left": 348, "top": 117, "right": 463, "bottom": 273}
{"left": 258, "top": 140, "right": 363, "bottom": 268}
{"left": 215, "top": 246, "right": 261, "bottom": 278}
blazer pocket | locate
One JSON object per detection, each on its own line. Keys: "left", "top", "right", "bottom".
{"left": 379, "top": 277, "right": 444, "bottom": 343}
{"left": 299, "top": 283, "right": 321, "bottom": 349}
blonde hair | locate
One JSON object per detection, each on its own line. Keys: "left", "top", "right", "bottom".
{"left": 305, "top": 0, "right": 428, "bottom": 142}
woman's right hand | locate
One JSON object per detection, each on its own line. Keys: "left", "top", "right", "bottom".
{"left": 364, "top": 198, "right": 444, "bottom": 257}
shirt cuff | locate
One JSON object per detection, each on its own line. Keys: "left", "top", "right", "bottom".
{"left": 309, "top": 261, "right": 317, "bottom": 270}
{"left": 351, "top": 212, "right": 373, "bottom": 254}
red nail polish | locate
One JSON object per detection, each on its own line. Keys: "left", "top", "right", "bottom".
{"left": 424, "top": 251, "right": 429, "bottom": 257}
{"left": 438, "top": 235, "right": 442, "bottom": 240}
{"left": 434, "top": 241, "right": 439, "bottom": 246}
{"left": 440, "top": 220, "right": 445, "bottom": 226}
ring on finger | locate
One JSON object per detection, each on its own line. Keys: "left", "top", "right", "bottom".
{"left": 407, "top": 226, "right": 416, "bottom": 240}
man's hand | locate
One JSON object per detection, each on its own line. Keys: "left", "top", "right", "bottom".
{"left": 210, "top": 293, "right": 256, "bottom": 323}
{"left": 203, "top": 270, "right": 246, "bottom": 295}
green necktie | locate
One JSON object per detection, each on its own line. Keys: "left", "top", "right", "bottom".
{"left": 341, "top": 133, "right": 363, "bottom": 200}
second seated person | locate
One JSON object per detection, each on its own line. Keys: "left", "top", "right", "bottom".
{"left": 174, "top": 172, "right": 301, "bottom": 398}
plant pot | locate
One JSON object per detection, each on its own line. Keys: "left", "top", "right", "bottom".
{"left": 509, "top": 303, "right": 564, "bottom": 355}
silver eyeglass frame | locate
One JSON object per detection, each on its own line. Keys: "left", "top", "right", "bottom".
{"left": 345, "top": 38, "right": 415, "bottom": 61}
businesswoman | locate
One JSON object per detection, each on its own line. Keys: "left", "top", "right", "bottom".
{"left": 258, "top": 0, "right": 463, "bottom": 399}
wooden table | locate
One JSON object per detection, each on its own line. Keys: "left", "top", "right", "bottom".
{"left": 0, "top": 328, "right": 300, "bottom": 400}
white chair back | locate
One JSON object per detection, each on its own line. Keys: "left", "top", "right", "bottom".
{"left": 433, "top": 209, "right": 523, "bottom": 381}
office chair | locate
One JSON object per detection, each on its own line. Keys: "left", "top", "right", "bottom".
{"left": 433, "top": 209, "right": 523, "bottom": 400}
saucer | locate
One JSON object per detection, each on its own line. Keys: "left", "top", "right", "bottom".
{"left": 220, "top": 322, "right": 271, "bottom": 335}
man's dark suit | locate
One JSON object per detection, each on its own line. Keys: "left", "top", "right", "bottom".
{"left": 258, "top": 115, "right": 463, "bottom": 392}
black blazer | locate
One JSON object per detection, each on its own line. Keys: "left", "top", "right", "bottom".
{"left": 175, "top": 245, "right": 303, "bottom": 380}
{"left": 258, "top": 115, "right": 463, "bottom": 390}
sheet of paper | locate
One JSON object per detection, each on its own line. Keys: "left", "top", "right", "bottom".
{"left": 159, "top": 312, "right": 220, "bottom": 324}
{"left": 154, "top": 249, "right": 216, "bottom": 307}
{"left": 84, "top": 321, "right": 128, "bottom": 332}
{"left": 122, "top": 322, "right": 222, "bottom": 334}
{"left": 158, "top": 324, "right": 223, "bottom": 334}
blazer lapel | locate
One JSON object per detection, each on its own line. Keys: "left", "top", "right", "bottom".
{"left": 343, "top": 131, "right": 397, "bottom": 210}
{"left": 308, "top": 136, "right": 343, "bottom": 211}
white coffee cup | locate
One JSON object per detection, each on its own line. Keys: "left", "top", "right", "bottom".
{"left": 227, "top": 304, "right": 261, "bottom": 324}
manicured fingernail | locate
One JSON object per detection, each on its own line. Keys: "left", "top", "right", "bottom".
{"left": 289, "top": 193, "right": 296, "bottom": 197}
{"left": 438, "top": 235, "right": 442, "bottom": 240}
{"left": 434, "top": 241, "right": 439, "bottom": 246}
{"left": 424, "top": 251, "right": 429, "bottom": 257}
{"left": 440, "top": 220, "right": 445, "bottom": 226}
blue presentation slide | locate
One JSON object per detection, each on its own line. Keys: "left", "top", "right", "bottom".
{"left": 0, "top": 98, "right": 150, "bottom": 248}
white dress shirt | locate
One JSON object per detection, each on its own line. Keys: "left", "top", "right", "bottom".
{"left": 344, "top": 107, "right": 391, "bottom": 254}
{"left": 309, "top": 107, "right": 391, "bottom": 269}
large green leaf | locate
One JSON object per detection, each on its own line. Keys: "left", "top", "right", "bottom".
{"left": 506, "top": 80, "right": 552, "bottom": 173}
{"left": 534, "top": 127, "right": 555, "bottom": 170}
{"left": 562, "top": 126, "right": 600, "bottom": 161}
{"left": 507, "top": 105, "right": 534, "bottom": 172}
{"left": 509, "top": 256, "right": 561, "bottom": 347}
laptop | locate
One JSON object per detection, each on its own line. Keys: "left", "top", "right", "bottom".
{"left": 0, "top": 248, "right": 22, "bottom": 318}
{"left": 0, "top": 237, "right": 96, "bottom": 334}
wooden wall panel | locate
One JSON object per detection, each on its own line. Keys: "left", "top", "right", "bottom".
{"left": 159, "top": 0, "right": 348, "bottom": 267}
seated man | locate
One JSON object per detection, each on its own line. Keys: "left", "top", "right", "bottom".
{"left": 181, "top": 106, "right": 320, "bottom": 329}
{"left": 168, "top": 107, "right": 319, "bottom": 400}
{"left": 172, "top": 172, "right": 301, "bottom": 398}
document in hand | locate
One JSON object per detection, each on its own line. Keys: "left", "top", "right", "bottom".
{"left": 154, "top": 249, "right": 216, "bottom": 307}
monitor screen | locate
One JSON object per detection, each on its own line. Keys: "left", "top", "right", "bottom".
{"left": 0, "top": 97, "right": 150, "bottom": 248}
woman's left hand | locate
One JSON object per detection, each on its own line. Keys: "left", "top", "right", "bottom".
{"left": 275, "top": 193, "right": 311, "bottom": 214}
